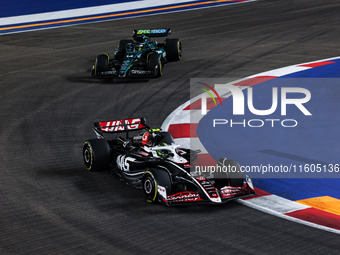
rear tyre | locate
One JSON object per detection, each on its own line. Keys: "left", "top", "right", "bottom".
{"left": 114, "top": 39, "right": 134, "bottom": 62}
{"left": 94, "top": 54, "right": 109, "bottom": 76}
{"left": 83, "top": 139, "right": 110, "bottom": 171}
{"left": 165, "top": 38, "right": 182, "bottom": 61}
{"left": 148, "top": 54, "right": 162, "bottom": 77}
{"left": 214, "top": 158, "right": 244, "bottom": 188}
{"left": 118, "top": 39, "right": 134, "bottom": 51}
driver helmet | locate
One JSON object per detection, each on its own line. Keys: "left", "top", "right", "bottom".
{"left": 156, "top": 142, "right": 170, "bottom": 158}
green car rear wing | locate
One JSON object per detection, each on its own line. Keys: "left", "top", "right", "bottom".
{"left": 133, "top": 28, "right": 171, "bottom": 37}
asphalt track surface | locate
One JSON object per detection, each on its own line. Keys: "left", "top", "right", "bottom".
{"left": 1, "top": 0, "right": 340, "bottom": 254}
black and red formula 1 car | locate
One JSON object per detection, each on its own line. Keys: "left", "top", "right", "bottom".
{"left": 82, "top": 117, "right": 255, "bottom": 205}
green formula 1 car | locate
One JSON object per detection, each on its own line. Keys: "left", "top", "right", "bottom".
{"left": 91, "top": 29, "right": 181, "bottom": 79}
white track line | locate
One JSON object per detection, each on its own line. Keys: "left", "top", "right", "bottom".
{"left": 0, "top": 0, "right": 199, "bottom": 26}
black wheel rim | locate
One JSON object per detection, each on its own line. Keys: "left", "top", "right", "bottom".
{"left": 144, "top": 178, "right": 153, "bottom": 194}
{"left": 83, "top": 147, "right": 92, "bottom": 168}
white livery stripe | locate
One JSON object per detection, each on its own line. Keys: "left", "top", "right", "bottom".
{"left": 174, "top": 138, "right": 208, "bottom": 154}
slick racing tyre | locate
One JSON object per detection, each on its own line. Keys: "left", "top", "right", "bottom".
{"left": 83, "top": 139, "right": 110, "bottom": 172}
{"left": 165, "top": 38, "right": 182, "bottom": 61}
{"left": 214, "top": 158, "right": 244, "bottom": 188}
{"left": 142, "top": 171, "right": 159, "bottom": 203}
{"left": 147, "top": 53, "right": 162, "bottom": 77}
{"left": 142, "top": 170, "right": 172, "bottom": 204}
{"left": 94, "top": 54, "right": 109, "bottom": 76}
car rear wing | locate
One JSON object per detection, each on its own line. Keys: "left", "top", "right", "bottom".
{"left": 94, "top": 117, "right": 148, "bottom": 134}
{"left": 133, "top": 29, "right": 171, "bottom": 37}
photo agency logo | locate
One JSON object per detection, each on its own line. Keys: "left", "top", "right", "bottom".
{"left": 197, "top": 80, "right": 312, "bottom": 128}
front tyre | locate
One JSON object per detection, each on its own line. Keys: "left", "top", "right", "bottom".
{"left": 93, "top": 54, "right": 109, "bottom": 76}
{"left": 83, "top": 139, "right": 110, "bottom": 171}
{"left": 214, "top": 158, "right": 244, "bottom": 188}
{"left": 142, "top": 171, "right": 158, "bottom": 203}
{"left": 165, "top": 38, "right": 182, "bottom": 61}
{"left": 148, "top": 53, "right": 162, "bottom": 78}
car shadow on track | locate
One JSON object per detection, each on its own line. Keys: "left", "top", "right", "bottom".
{"left": 65, "top": 74, "right": 149, "bottom": 84}
{"left": 35, "top": 165, "right": 244, "bottom": 216}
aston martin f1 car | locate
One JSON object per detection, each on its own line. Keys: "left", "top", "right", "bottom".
{"left": 91, "top": 29, "right": 181, "bottom": 79}
{"left": 82, "top": 117, "right": 255, "bottom": 205}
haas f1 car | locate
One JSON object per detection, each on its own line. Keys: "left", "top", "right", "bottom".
{"left": 91, "top": 29, "right": 181, "bottom": 79}
{"left": 83, "top": 118, "right": 255, "bottom": 205}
